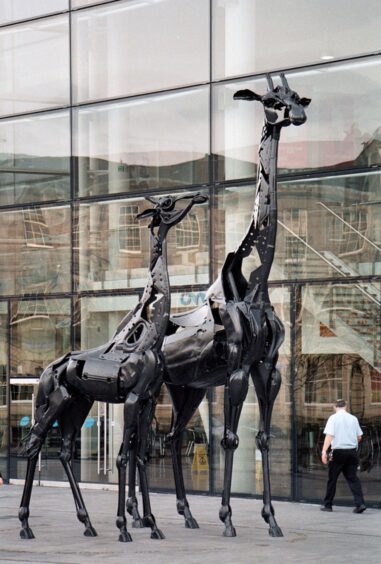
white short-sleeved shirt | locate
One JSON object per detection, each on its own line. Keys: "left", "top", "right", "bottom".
{"left": 324, "top": 410, "right": 363, "bottom": 449}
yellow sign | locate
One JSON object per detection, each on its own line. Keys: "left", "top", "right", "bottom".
{"left": 192, "top": 444, "right": 209, "bottom": 472}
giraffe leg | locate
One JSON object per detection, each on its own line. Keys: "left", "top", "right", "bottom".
{"left": 166, "top": 383, "right": 206, "bottom": 529}
{"left": 219, "top": 368, "right": 249, "bottom": 537}
{"left": 252, "top": 363, "right": 283, "bottom": 537}
{"left": 126, "top": 439, "right": 144, "bottom": 528}
{"left": 19, "top": 383, "right": 71, "bottom": 539}
{"left": 135, "top": 398, "right": 165, "bottom": 539}
{"left": 251, "top": 310, "right": 284, "bottom": 537}
{"left": 58, "top": 397, "right": 97, "bottom": 537}
{"left": 19, "top": 453, "right": 39, "bottom": 539}
{"left": 116, "top": 391, "right": 144, "bottom": 543}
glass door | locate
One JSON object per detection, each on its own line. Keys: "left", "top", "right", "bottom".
{"left": 78, "top": 401, "right": 122, "bottom": 484}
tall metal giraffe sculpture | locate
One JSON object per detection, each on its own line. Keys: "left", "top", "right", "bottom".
{"left": 158, "top": 73, "right": 310, "bottom": 538}
{"left": 18, "top": 192, "right": 207, "bottom": 542}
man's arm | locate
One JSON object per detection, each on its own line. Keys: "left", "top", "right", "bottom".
{"left": 321, "top": 434, "right": 334, "bottom": 465}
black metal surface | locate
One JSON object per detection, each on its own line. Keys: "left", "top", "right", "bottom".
{"left": 162, "top": 73, "right": 310, "bottom": 537}
{"left": 18, "top": 192, "right": 207, "bottom": 542}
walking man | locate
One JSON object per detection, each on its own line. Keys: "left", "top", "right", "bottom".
{"left": 321, "top": 399, "right": 366, "bottom": 513}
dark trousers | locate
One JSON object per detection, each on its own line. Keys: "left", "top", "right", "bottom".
{"left": 323, "top": 448, "right": 364, "bottom": 507}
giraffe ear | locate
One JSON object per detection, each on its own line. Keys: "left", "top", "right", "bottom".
{"left": 233, "top": 89, "right": 262, "bottom": 102}
{"left": 300, "top": 97, "right": 311, "bottom": 107}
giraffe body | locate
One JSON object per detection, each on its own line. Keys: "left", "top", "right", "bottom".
{"left": 18, "top": 193, "right": 207, "bottom": 542}
{"left": 158, "top": 74, "right": 310, "bottom": 537}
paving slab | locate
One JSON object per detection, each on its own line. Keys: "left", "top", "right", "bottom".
{"left": 0, "top": 485, "right": 380, "bottom": 564}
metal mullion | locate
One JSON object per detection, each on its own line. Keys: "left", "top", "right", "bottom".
{"left": 6, "top": 300, "right": 11, "bottom": 482}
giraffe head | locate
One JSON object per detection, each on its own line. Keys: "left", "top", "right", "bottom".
{"left": 137, "top": 193, "right": 208, "bottom": 231}
{"left": 234, "top": 73, "right": 310, "bottom": 127}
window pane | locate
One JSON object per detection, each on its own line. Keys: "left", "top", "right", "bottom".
{"left": 77, "top": 193, "right": 209, "bottom": 291}
{"left": 0, "top": 0, "right": 68, "bottom": 25}
{"left": 0, "top": 205, "right": 71, "bottom": 296}
{"left": 295, "top": 282, "right": 381, "bottom": 505}
{"left": 213, "top": 0, "right": 381, "bottom": 80}
{"left": 277, "top": 172, "right": 381, "bottom": 280}
{"left": 211, "top": 287, "right": 291, "bottom": 497}
{"left": 0, "top": 15, "right": 69, "bottom": 116}
{"left": 213, "top": 57, "right": 381, "bottom": 181}
{"left": 10, "top": 298, "right": 71, "bottom": 376}
{"left": 74, "top": 88, "right": 210, "bottom": 197}
{"left": 0, "top": 302, "right": 7, "bottom": 479}
{"left": 72, "top": 0, "right": 209, "bottom": 103}
{"left": 215, "top": 173, "right": 381, "bottom": 282}
{"left": 0, "top": 111, "right": 70, "bottom": 205}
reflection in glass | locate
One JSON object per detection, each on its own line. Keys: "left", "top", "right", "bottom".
{"left": 0, "top": 205, "right": 71, "bottom": 296}
{"left": 77, "top": 193, "right": 209, "bottom": 291}
{"left": 0, "top": 0, "right": 68, "bottom": 25}
{"left": 0, "top": 112, "right": 70, "bottom": 205}
{"left": 212, "top": 0, "right": 381, "bottom": 80}
{"left": 213, "top": 58, "right": 381, "bottom": 181}
{"left": 211, "top": 287, "right": 291, "bottom": 497}
{"left": 72, "top": 0, "right": 209, "bottom": 103}
{"left": 10, "top": 298, "right": 71, "bottom": 376}
{"left": 0, "top": 302, "right": 7, "bottom": 479}
{"left": 0, "top": 15, "right": 69, "bottom": 116}
{"left": 215, "top": 172, "right": 381, "bottom": 281}
{"left": 295, "top": 283, "right": 381, "bottom": 504}
{"left": 74, "top": 88, "right": 209, "bottom": 197}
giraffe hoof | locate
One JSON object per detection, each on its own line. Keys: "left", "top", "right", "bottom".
{"left": 223, "top": 526, "right": 236, "bottom": 537}
{"left": 269, "top": 525, "right": 283, "bottom": 537}
{"left": 185, "top": 517, "right": 199, "bottom": 529}
{"left": 84, "top": 526, "right": 97, "bottom": 537}
{"left": 150, "top": 528, "right": 165, "bottom": 540}
{"left": 119, "top": 531, "right": 133, "bottom": 542}
{"left": 20, "top": 527, "right": 35, "bottom": 540}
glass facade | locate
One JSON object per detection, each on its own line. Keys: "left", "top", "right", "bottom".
{"left": 0, "top": 0, "right": 380, "bottom": 508}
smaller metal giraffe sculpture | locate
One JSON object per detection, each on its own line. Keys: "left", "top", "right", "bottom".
{"left": 159, "top": 73, "right": 310, "bottom": 538}
{"left": 18, "top": 192, "right": 207, "bottom": 542}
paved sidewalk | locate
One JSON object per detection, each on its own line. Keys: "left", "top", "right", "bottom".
{"left": 0, "top": 485, "right": 380, "bottom": 564}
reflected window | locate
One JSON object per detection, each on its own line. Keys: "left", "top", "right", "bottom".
{"left": 370, "top": 368, "right": 381, "bottom": 403}
{"left": 0, "top": 15, "right": 69, "bottom": 116}
{"left": 0, "top": 206, "right": 71, "bottom": 296}
{"left": 176, "top": 212, "right": 200, "bottom": 249}
{"left": 74, "top": 87, "right": 210, "bottom": 197}
{"left": 0, "top": 112, "right": 70, "bottom": 205}
{"left": 304, "top": 355, "right": 343, "bottom": 404}
{"left": 0, "top": 1, "right": 68, "bottom": 25}
{"left": 10, "top": 298, "right": 70, "bottom": 376}
{"left": 23, "top": 208, "right": 52, "bottom": 249}
{"left": 212, "top": 0, "right": 381, "bottom": 80}
{"left": 72, "top": 0, "right": 209, "bottom": 103}
{"left": 119, "top": 205, "right": 141, "bottom": 253}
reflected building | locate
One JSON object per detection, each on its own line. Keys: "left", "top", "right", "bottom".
{"left": 0, "top": 0, "right": 380, "bottom": 508}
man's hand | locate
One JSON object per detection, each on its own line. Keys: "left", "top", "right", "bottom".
{"left": 322, "top": 451, "right": 328, "bottom": 465}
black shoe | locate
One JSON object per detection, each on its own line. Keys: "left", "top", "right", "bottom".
{"left": 320, "top": 506, "right": 332, "bottom": 512}
{"left": 353, "top": 505, "right": 366, "bottom": 514}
